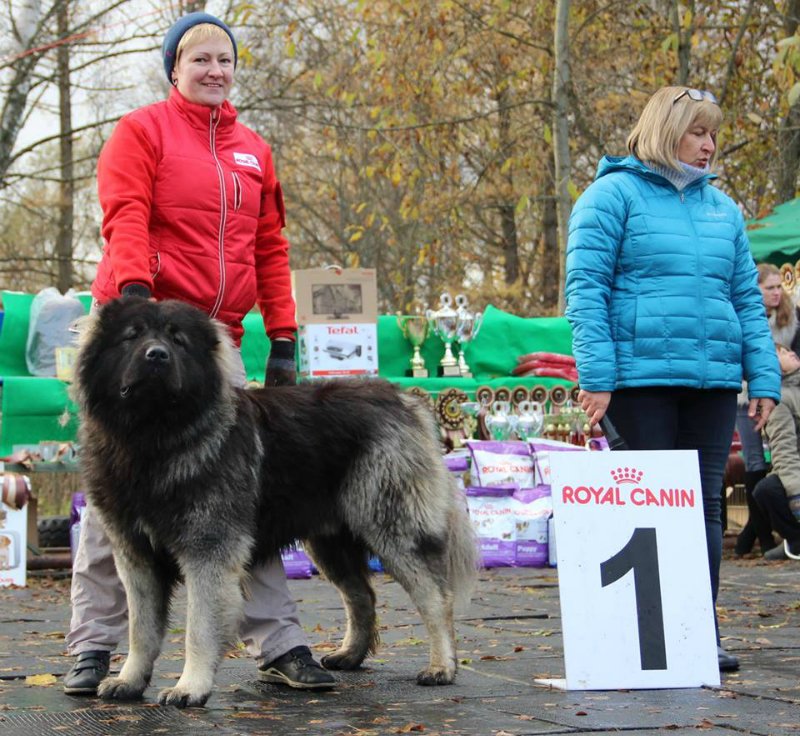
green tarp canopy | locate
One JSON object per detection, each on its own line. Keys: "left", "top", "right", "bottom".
{"left": 747, "top": 197, "right": 800, "bottom": 266}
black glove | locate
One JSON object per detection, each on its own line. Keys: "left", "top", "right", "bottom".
{"left": 265, "top": 339, "right": 297, "bottom": 386}
{"left": 120, "top": 283, "right": 152, "bottom": 299}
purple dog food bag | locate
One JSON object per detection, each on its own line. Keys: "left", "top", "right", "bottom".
{"left": 281, "top": 546, "right": 314, "bottom": 579}
{"left": 511, "top": 485, "right": 551, "bottom": 567}
{"left": 466, "top": 440, "right": 535, "bottom": 489}
{"left": 465, "top": 486, "right": 516, "bottom": 568}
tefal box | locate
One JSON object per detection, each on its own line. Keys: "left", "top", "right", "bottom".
{"left": 293, "top": 268, "right": 379, "bottom": 379}
{"left": 297, "top": 323, "right": 378, "bottom": 378}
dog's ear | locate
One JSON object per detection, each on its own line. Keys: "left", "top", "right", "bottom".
{"left": 210, "top": 317, "right": 240, "bottom": 385}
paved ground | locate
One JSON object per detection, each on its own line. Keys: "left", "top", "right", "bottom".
{"left": 1, "top": 547, "right": 799, "bottom": 735}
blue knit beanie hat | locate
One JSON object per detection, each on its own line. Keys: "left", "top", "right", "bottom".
{"left": 162, "top": 12, "right": 238, "bottom": 82}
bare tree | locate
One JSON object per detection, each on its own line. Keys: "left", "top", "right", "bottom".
{"left": 552, "top": 0, "right": 571, "bottom": 313}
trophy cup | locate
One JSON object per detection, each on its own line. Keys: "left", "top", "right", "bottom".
{"left": 454, "top": 294, "right": 482, "bottom": 377}
{"left": 397, "top": 315, "right": 429, "bottom": 377}
{"left": 485, "top": 400, "right": 513, "bottom": 441}
{"left": 515, "top": 401, "right": 544, "bottom": 441}
{"left": 426, "top": 293, "right": 461, "bottom": 378}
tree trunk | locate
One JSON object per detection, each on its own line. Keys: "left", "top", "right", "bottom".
{"left": 56, "top": 0, "right": 74, "bottom": 291}
{"left": 670, "top": 0, "right": 695, "bottom": 85}
{"left": 552, "top": 0, "right": 572, "bottom": 314}
{"left": 777, "top": 0, "right": 800, "bottom": 204}
{"left": 540, "top": 152, "right": 560, "bottom": 313}
{"left": 496, "top": 85, "right": 519, "bottom": 285}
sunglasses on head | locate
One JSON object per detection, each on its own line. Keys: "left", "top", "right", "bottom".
{"left": 673, "top": 88, "right": 718, "bottom": 105}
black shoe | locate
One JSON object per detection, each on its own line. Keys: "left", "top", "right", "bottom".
{"left": 718, "top": 646, "right": 740, "bottom": 673}
{"left": 258, "top": 646, "right": 336, "bottom": 690}
{"left": 63, "top": 650, "right": 111, "bottom": 695}
{"left": 734, "top": 520, "right": 756, "bottom": 557}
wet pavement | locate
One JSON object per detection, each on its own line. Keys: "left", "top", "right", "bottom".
{"left": 1, "top": 549, "right": 799, "bottom": 735}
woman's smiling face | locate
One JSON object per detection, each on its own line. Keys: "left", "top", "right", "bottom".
{"left": 172, "top": 36, "right": 234, "bottom": 108}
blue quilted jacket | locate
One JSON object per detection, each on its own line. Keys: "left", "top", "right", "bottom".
{"left": 565, "top": 155, "right": 780, "bottom": 400}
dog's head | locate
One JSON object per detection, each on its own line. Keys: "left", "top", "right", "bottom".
{"left": 74, "top": 298, "right": 237, "bottom": 433}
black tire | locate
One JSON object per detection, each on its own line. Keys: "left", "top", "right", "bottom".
{"left": 37, "top": 515, "right": 71, "bottom": 548}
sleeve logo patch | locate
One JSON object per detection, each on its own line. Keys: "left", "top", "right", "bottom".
{"left": 233, "top": 152, "right": 261, "bottom": 171}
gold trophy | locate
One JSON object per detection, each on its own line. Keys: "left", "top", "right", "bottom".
{"left": 397, "top": 315, "right": 430, "bottom": 378}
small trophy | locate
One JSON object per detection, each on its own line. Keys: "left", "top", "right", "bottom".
{"left": 485, "top": 400, "right": 513, "bottom": 441}
{"left": 397, "top": 315, "right": 429, "bottom": 377}
{"left": 515, "top": 401, "right": 544, "bottom": 440}
{"left": 454, "top": 294, "right": 482, "bottom": 378}
{"left": 426, "top": 293, "right": 461, "bottom": 378}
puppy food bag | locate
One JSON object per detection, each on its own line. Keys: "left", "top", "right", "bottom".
{"left": 466, "top": 441, "right": 535, "bottom": 489}
{"left": 512, "top": 485, "right": 552, "bottom": 567}
{"left": 465, "top": 486, "right": 516, "bottom": 568}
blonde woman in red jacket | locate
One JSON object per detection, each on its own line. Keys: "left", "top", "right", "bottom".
{"left": 64, "top": 12, "right": 335, "bottom": 695}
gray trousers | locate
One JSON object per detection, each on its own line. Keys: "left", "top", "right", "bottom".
{"left": 66, "top": 346, "right": 307, "bottom": 666}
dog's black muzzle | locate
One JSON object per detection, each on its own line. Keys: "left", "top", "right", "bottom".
{"left": 120, "top": 340, "right": 178, "bottom": 398}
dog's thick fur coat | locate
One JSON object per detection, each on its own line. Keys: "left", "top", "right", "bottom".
{"left": 74, "top": 298, "right": 477, "bottom": 707}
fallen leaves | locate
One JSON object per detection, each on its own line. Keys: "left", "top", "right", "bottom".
{"left": 25, "top": 673, "right": 57, "bottom": 686}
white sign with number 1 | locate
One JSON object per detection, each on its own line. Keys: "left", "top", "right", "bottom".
{"left": 548, "top": 449, "right": 720, "bottom": 690}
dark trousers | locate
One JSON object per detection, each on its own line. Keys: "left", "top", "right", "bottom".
{"left": 606, "top": 387, "right": 738, "bottom": 613}
{"left": 753, "top": 474, "right": 800, "bottom": 546}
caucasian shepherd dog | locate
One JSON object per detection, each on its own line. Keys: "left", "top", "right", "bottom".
{"left": 73, "top": 298, "right": 477, "bottom": 708}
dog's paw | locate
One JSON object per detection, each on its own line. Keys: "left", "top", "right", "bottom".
{"left": 157, "top": 685, "right": 210, "bottom": 708}
{"left": 321, "top": 649, "right": 366, "bottom": 671}
{"left": 416, "top": 667, "right": 455, "bottom": 686}
{"left": 97, "top": 676, "right": 146, "bottom": 701}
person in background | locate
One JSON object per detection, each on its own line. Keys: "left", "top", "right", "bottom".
{"left": 734, "top": 262, "right": 800, "bottom": 556}
{"left": 565, "top": 85, "right": 781, "bottom": 673}
{"left": 63, "top": 12, "right": 335, "bottom": 695}
{"left": 754, "top": 343, "right": 800, "bottom": 561}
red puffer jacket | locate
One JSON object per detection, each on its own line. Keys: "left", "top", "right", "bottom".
{"left": 93, "top": 87, "right": 297, "bottom": 345}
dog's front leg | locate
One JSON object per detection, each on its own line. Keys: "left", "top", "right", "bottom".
{"left": 158, "top": 561, "right": 244, "bottom": 708}
{"left": 98, "top": 552, "right": 168, "bottom": 701}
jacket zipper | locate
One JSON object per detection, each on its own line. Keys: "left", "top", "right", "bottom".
{"left": 683, "top": 186, "right": 706, "bottom": 382}
{"left": 208, "top": 108, "right": 227, "bottom": 319}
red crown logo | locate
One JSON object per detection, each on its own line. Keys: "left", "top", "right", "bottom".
{"left": 610, "top": 466, "right": 644, "bottom": 485}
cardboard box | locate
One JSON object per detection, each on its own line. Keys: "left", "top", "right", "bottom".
{"left": 298, "top": 323, "right": 378, "bottom": 378}
{"left": 293, "top": 268, "right": 377, "bottom": 324}
{"left": 293, "top": 268, "right": 379, "bottom": 379}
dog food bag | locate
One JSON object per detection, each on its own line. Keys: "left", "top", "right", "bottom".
{"left": 465, "top": 486, "right": 516, "bottom": 568}
{"left": 512, "top": 485, "right": 552, "bottom": 567}
{"left": 442, "top": 451, "right": 470, "bottom": 491}
{"left": 281, "top": 546, "right": 314, "bottom": 579}
{"left": 466, "top": 440, "right": 535, "bottom": 489}
{"left": 530, "top": 438, "right": 591, "bottom": 486}
{"left": 70, "top": 492, "right": 87, "bottom": 562}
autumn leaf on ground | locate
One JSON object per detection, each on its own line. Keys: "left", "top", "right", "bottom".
{"left": 25, "top": 673, "right": 57, "bottom": 686}
{"left": 397, "top": 723, "right": 425, "bottom": 733}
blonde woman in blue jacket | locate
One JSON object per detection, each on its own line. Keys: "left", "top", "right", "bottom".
{"left": 565, "top": 86, "right": 781, "bottom": 673}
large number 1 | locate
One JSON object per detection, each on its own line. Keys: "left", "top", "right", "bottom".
{"left": 600, "top": 527, "right": 667, "bottom": 670}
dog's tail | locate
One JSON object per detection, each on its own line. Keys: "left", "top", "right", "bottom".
{"left": 447, "top": 483, "right": 480, "bottom": 611}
